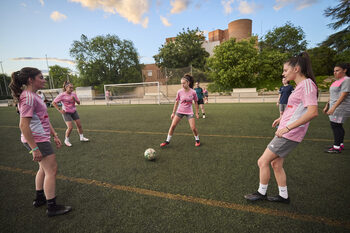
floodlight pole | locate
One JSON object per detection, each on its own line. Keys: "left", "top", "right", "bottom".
{"left": 0, "top": 61, "right": 9, "bottom": 96}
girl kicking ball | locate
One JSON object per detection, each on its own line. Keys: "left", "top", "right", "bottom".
{"left": 160, "top": 74, "right": 200, "bottom": 147}
{"left": 53, "top": 81, "right": 89, "bottom": 147}
{"left": 244, "top": 52, "right": 318, "bottom": 204}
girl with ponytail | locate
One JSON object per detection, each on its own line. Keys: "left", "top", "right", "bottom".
{"left": 323, "top": 63, "right": 350, "bottom": 153}
{"left": 9, "top": 67, "right": 72, "bottom": 217}
{"left": 52, "top": 81, "right": 89, "bottom": 147}
{"left": 160, "top": 73, "right": 201, "bottom": 147}
{"left": 244, "top": 52, "right": 319, "bottom": 204}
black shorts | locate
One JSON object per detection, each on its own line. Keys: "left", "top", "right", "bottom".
{"left": 23, "top": 141, "right": 54, "bottom": 157}
{"left": 63, "top": 111, "right": 80, "bottom": 122}
{"left": 197, "top": 99, "right": 204, "bottom": 105}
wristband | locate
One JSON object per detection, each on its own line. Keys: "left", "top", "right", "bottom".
{"left": 286, "top": 126, "right": 291, "bottom": 131}
{"left": 29, "top": 147, "right": 39, "bottom": 154}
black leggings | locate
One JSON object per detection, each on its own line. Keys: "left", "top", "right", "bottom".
{"left": 330, "top": 121, "right": 345, "bottom": 146}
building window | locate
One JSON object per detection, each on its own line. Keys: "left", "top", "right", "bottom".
{"left": 147, "top": 70, "right": 152, "bottom": 77}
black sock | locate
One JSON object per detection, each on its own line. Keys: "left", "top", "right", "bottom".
{"left": 47, "top": 197, "right": 56, "bottom": 209}
{"left": 36, "top": 190, "right": 45, "bottom": 199}
{"left": 203, "top": 113, "right": 205, "bottom": 115}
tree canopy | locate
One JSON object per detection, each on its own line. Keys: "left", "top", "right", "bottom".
{"left": 153, "top": 28, "right": 209, "bottom": 69}
{"left": 70, "top": 34, "right": 142, "bottom": 88}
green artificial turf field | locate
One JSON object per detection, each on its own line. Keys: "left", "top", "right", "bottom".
{"left": 0, "top": 103, "right": 349, "bottom": 233}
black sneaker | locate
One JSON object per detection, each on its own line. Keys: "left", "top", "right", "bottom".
{"left": 244, "top": 191, "right": 266, "bottom": 201}
{"left": 267, "top": 195, "right": 290, "bottom": 204}
{"left": 47, "top": 204, "right": 72, "bottom": 217}
{"left": 33, "top": 197, "right": 46, "bottom": 207}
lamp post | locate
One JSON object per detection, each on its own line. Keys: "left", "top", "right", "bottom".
{"left": 0, "top": 61, "right": 9, "bottom": 96}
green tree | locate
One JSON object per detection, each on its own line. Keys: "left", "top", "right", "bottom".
{"left": 321, "top": 0, "right": 350, "bottom": 61}
{"left": 207, "top": 37, "right": 258, "bottom": 91}
{"left": 154, "top": 28, "right": 209, "bottom": 69}
{"left": 256, "top": 50, "right": 288, "bottom": 90}
{"left": 49, "top": 65, "right": 76, "bottom": 89}
{"left": 307, "top": 46, "right": 337, "bottom": 76}
{"left": 70, "top": 34, "right": 142, "bottom": 88}
{"left": 259, "top": 22, "right": 307, "bottom": 56}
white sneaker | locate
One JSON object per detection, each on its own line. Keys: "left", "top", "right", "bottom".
{"left": 80, "top": 137, "right": 89, "bottom": 142}
{"left": 64, "top": 139, "right": 72, "bottom": 147}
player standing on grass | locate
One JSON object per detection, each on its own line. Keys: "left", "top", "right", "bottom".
{"left": 244, "top": 52, "right": 318, "bottom": 204}
{"left": 160, "top": 74, "right": 201, "bottom": 147}
{"left": 323, "top": 63, "right": 350, "bottom": 153}
{"left": 9, "top": 67, "right": 72, "bottom": 217}
{"left": 194, "top": 81, "right": 206, "bottom": 118}
{"left": 52, "top": 81, "right": 89, "bottom": 147}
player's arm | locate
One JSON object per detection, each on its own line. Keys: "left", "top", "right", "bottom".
{"left": 326, "top": 92, "right": 349, "bottom": 115}
{"left": 275, "top": 105, "right": 318, "bottom": 137}
{"left": 276, "top": 94, "right": 281, "bottom": 106}
{"left": 171, "top": 101, "right": 179, "bottom": 119}
{"left": 49, "top": 122, "right": 62, "bottom": 149}
{"left": 19, "top": 117, "right": 42, "bottom": 161}
{"left": 52, "top": 101, "right": 65, "bottom": 114}
{"left": 73, "top": 94, "right": 80, "bottom": 105}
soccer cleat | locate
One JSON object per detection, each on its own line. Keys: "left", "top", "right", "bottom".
{"left": 325, "top": 147, "right": 341, "bottom": 153}
{"left": 80, "top": 137, "right": 89, "bottom": 142}
{"left": 64, "top": 139, "right": 72, "bottom": 147}
{"left": 341, "top": 144, "right": 344, "bottom": 150}
{"left": 33, "top": 198, "right": 46, "bottom": 207}
{"left": 195, "top": 140, "right": 200, "bottom": 147}
{"left": 47, "top": 204, "right": 72, "bottom": 217}
{"left": 160, "top": 141, "right": 169, "bottom": 147}
{"left": 244, "top": 191, "right": 267, "bottom": 201}
{"left": 267, "top": 195, "right": 290, "bottom": 204}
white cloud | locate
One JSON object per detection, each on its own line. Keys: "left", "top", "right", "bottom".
{"left": 221, "top": 0, "right": 234, "bottom": 14}
{"left": 273, "top": 0, "right": 318, "bottom": 11}
{"left": 69, "top": 0, "right": 150, "bottom": 28}
{"left": 50, "top": 11, "right": 67, "bottom": 22}
{"left": 238, "top": 1, "right": 261, "bottom": 14}
{"left": 39, "top": 0, "right": 44, "bottom": 6}
{"left": 12, "top": 57, "right": 76, "bottom": 65}
{"left": 170, "top": 0, "right": 191, "bottom": 14}
{"left": 160, "top": 16, "right": 171, "bottom": 27}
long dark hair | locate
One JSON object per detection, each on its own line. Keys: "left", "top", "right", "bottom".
{"left": 285, "top": 52, "right": 318, "bottom": 93}
{"left": 9, "top": 67, "right": 41, "bottom": 102}
{"left": 335, "top": 63, "right": 350, "bottom": 76}
{"left": 182, "top": 73, "right": 194, "bottom": 89}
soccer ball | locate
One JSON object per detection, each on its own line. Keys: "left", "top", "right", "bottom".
{"left": 144, "top": 148, "right": 156, "bottom": 161}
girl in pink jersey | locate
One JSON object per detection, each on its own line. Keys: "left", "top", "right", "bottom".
{"left": 244, "top": 52, "right": 318, "bottom": 204}
{"left": 53, "top": 81, "right": 89, "bottom": 147}
{"left": 9, "top": 67, "right": 72, "bottom": 217}
{"left": 160, "top": 74, "right": 200, "bottom": 147}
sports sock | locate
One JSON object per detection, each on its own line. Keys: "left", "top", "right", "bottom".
{"left": 278, "top": 186, "right": 288, "bottom": 199}
{"left": 65, "top": 137, "right": 69, "bottom": 141}
{"left": 258, "top": 183, "right": 268, "bottom": 195}
{"left": 79, "top": 134, "right": 84, "bottom": 139}
{"left": 36, "top": 190, "right": 45, "bottom": 199}
{"left": 194, "top": 135, "right": 199, "bottom": 141}
{"left": 47, "top": 197, "right": 56, "bottom": 209}
{"left": 166, "top": 135, "right": 172, "bottom": 142}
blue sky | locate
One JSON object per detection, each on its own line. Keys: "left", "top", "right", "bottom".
{"left": 0, "top": 0, "right": 340, "bottom": 75}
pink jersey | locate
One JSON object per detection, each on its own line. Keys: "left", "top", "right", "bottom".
{"left": 54, "top": 92, "right": 79, "bottom": 113}
{"left": 175, "top": 88, "right": 198, "bottom": 115}
{"left": 18, "top": 90, "right": 51, "bottom": 143}
{"left": 278, "top": 79, "right": 318, "bottom": 142}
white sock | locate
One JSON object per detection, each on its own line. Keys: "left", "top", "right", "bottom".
{"left": 166, "top": 135, "right": 172, "bottom": 142}
{"left": 194, "top": 135, "right": 199, "bottom": 141}
{"left": 278, "top": 186, "right": 288, "bottom": 199}
{"left": 80, "top": 134, "right": 84, "bottom": 139}
{"left": 65, "top": 137, "right": 69, "bottom": 141}
{"left": 258, "top": 183, "right": 268, "bottom": 195}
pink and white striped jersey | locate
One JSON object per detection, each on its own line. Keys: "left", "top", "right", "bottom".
{"left": 18, "top": 90, "right": 51, "bottom": 143}
{"left": 54, "top": 92, "right": 79, "bottom": 113}
{"left": 278, "top": 79, "right": 318, "bottom": 142}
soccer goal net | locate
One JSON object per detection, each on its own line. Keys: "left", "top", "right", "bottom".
{"left": 104, "top": 82, "right": 163, "bottom": 105}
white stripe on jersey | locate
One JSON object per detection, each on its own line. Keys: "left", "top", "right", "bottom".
{"left": 304, "top": 79, "right": 314, "bottom": 95}
{"left": 25, "top": 91, "right": 34, "bottom": 106}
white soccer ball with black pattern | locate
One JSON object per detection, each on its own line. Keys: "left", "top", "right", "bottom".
{"left": 144, "top": 148, "right": 156, "bottom": 161}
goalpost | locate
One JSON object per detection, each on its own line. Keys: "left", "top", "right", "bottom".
{"left": 104, "top": 82, "right": 161, "bottom": 105}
